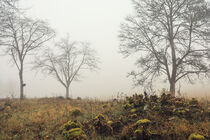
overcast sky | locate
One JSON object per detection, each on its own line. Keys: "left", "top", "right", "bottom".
{"left": 0, "top": 0, "right": 209, "bottom": 99}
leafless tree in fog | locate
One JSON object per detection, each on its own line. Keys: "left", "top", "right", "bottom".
{"left": 34, "top": 36, "right": 99, "bottom": 99}
{"left": 0, "top": 0, "right": 18, "bottom": 23}
{"left": 119, "top": 0, "right": 210, "bottom": 96}
{"left": 0, "top": 14, "right": 55, "bottom": 99}
{"left": 0, "top": 0, "right": 19, "bottom": 45}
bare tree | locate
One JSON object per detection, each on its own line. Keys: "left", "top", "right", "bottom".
{"left": 0, "top": 0, "right": 19, "bottom": 42}
{"left": 0, "top": 15, "right": 55, "bottom": 99}
{"left": 119, "top": 0, "right": 210, "bottom": 96}
{"left": 34, "top": 36, "right": 99, "bottom": 99}
{"left": 0, "top": 0, "right": 19, "bottom": 20}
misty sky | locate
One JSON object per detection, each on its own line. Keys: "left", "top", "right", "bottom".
{"left": 0, "top": 0, "right": 209, "bottom": 99}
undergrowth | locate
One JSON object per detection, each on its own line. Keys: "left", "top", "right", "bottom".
{"left": 0, "top": 93, "right": 209, "bottom": 140}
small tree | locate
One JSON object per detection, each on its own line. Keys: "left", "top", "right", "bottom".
{"left": 119, "top": 0, "right": 210, "bottom": 96}
{"left": 0, "top": 14, "right": 55, "bottom": 99}
{"left": 34, "top": 36, "right": 99, "bottom": 99}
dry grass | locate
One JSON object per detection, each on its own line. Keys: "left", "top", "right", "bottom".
{"left": 0, "top": 95, "right": 209, "bottom": 140}
{"left": 0, "top": 98, "right": 122, "bottom": 140}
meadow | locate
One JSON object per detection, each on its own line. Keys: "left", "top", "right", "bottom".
{"left": 0, "top": 93, "right": 209, "bottom": 140}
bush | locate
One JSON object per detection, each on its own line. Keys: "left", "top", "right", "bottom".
{"left": 92, "top": 114, "right": 113, "bottom": 136}
{"left": 123, "top": 93, "right": 207, "bottom": 120}
{"left": 135, "top": 119, "right": 151, "bottom": 127}
{"left": 62, "top": 128, "right": 87, "bottom": 140}
{"left": 77, "top": 97, "right": 82, "bottom": 100}
{"left": 57, "top": 96, "right": 65, "bottom": 99}
{"left": 71, "top": 108, "right": 83, "bottom": 117}
{"left": 60, "top": 120, "right": 87, "bottom": 140}
{"left": 188, "top": 134, "right": 205, "bottom": 140}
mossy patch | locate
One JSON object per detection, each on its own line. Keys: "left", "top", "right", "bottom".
{"left": 60, "top": 120, "right": 87, "bottom": 140}
{"left": 60, "top": 120, "right": 82, "bottom": 131}
{"left": 135, "top": 119, "right": 151, "bottom": 126}
{"left": 63, "top": 128, "right": 87, "bottom": 140}
{"left": 188, "top": 134, "right": 205, "bottom": 140}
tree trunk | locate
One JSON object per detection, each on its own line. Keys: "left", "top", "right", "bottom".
{"left": 169, "top": 5, "right": 176, "bottom": 97}
{"left": 19, "top": 69, "right": 24, "bottom": 100}
{"left": 170, "top": 80, "right": 175, "bottom": 97}
{"left": 66, "top": 86, "right": 70, "bottom": 99}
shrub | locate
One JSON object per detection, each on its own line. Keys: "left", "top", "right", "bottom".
{"left": 110, "top": 121, "right": 123, "bottom": 134}
{"left": 62, "top": 128, "right": 87, "bottom": 140}
{"left": 92, "top": 114, "right": 113, "bottom": 136}
{"left": 188, "top": 134, "right": 205, "bottom": 140}
{"left": 102, "top": 104, "right": 108, "bottom": 108}
{"left": 134, "top": 119, "right": 152, "bottom": 140}
{"left": 60, "top": 120, "right": 82, "bottom": 131}
{"left": 60, "top": 120, "right": 87, "bottom": 140}
{"left": 76, "top": 97, "right": 82, "bottom": 100}
{"left": 71, "top": 108, "right": 83, "bottom": 117}
{"left": 135, "top": 119, "right": 151, "bottom": 127}
{"left": 57, "top": 96, "right": 65, "bottom": 99}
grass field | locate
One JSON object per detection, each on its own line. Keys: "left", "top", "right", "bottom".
{"left": 0, "top": 93, "right": 209, "bottom": 140}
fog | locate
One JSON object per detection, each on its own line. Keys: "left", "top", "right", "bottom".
{"left": 0, "top": 0, "right": 209, "bottom": 99}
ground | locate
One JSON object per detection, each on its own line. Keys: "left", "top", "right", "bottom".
{"left": 0, "top": 93, "right": 209, "bottom": 140}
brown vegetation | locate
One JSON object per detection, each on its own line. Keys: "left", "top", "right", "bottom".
{"left": 0, "top": 93, "right": 209, "bottom": 140}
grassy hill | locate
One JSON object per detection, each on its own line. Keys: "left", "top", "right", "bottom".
{"left": 0, "top": 93, "right": 209, "bottom": 140}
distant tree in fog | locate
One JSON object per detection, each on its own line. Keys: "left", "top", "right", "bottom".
{"left": 34, "top": 36, "right": 99, "bottom": 99}
{"left": 119, "top": 0, "right": 210, "bottom": 96}
{"left": 0, "top": 14, "right": 55, "bottom": 99}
